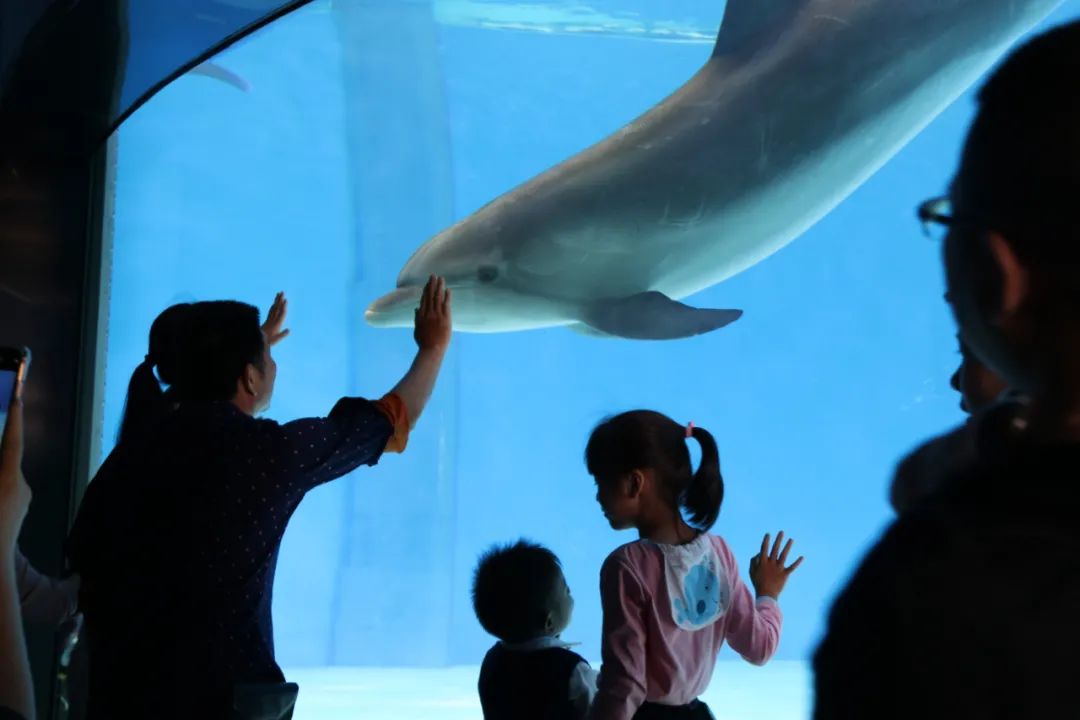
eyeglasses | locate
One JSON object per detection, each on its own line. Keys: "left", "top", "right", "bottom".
{"left": 917, "top": 196, "right": 955, "bottom": 242}
{"left": 917, "top": 195, "right": 991, "bottom": 244}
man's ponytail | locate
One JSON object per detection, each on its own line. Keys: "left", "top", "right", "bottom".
{"left": 115, "top": 303, "right": 191, "bottom": 447}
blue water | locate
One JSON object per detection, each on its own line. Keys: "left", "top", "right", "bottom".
{"left": 95, "top": 1, "right": 1080, "bottom": 717}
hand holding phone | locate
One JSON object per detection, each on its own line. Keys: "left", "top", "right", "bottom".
{"left": 0, "top": 347, "right": 29, "bottom": 441}
{"left": 0, "top": 397, "right": 30, "bottom": 552}
{"left": 0, "top": 347, "right": 31, "bottom": 552}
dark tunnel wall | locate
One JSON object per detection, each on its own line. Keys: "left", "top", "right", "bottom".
{"left": 0, "top": 2, "right": 314, "bottom": 716}
{"left": 2, "top": 4, "right": 127, "bottom": 714}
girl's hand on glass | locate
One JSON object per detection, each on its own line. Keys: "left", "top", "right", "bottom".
{"left": 749, "top": 531, "right": 803, "bottom": 600}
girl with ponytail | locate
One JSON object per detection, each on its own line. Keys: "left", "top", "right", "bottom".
{"left": 584, "top": 411, "right": 803, "bottom": 720}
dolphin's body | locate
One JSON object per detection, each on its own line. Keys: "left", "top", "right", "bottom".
{"left": 366, "top": 0, "right": 1065, "bottom": 340}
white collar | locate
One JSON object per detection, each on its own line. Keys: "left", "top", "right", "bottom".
{"left": 647, "top": 532, "right": 710, "bottom": 554}
{"left": 500, "top": 636, "right": 580, "bottom": 652}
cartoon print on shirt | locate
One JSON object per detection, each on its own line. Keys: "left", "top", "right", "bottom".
{"left": 663, "top": 535, "right": 729, "bottom": 631}
{"left": 674, "top": 560, "right": 723, "bottom": 626}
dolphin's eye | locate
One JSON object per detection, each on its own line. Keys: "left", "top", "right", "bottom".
{"left": 477, "top": 265, "right": 498, "bottom": 283}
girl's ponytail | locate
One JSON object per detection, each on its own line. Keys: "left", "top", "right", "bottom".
{"left": 683, "top": 425, "right": 724, "bottom": 531}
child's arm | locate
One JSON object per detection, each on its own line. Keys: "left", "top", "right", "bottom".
{"left": 568, "top": 661, "right": 598, "bottom": 718}
{"left": 0, "top": 557, "right": 33, "bottom": 720}
{"left": 718, "top": 537, "right": 787, "bottom": 666}
{"left": 384, "top": 276, "right": 451, "bottom": 430}
{"left": 588, "top": 555, "right": 648, "bottom": 720}
{"left": 15, "top": 550, "right": 79, "bottom": 626}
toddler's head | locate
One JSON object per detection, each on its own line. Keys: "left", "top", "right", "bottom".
{"left": 472, "top": 540, "right": 574, "bottom": 643}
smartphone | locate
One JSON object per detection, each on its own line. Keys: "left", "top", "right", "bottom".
{"left": 0, "top": 346, "right": 30, "bottom": 440}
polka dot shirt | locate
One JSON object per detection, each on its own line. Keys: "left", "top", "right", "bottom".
{"left": 66, "top": 397, "right": 394, "bottom": 714}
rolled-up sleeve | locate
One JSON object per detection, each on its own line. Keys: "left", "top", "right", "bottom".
{"left": 272, "top": 397, "right": 395, "bottom": 490}
{"left": 372, "top": 393, "right": 411, "bottom": 454}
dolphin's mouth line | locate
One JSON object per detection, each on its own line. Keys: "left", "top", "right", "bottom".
{"left": 367, "top": 279, "right": 583, "bottom": 320}
{"left": 395, "top": 279, "right": 475, "bottom": 291}
{"left": 376, "top": 279, "right": 648, "bottom": 312}
{"left": 366, "top": 281, "right": 475, "bottom": 317}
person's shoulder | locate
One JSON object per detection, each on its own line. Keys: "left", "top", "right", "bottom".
{"left": 248, "top": 414, "right": 284, "bottom": 434}
{"left": 170, "top": 401, "right": 267, "bottom": 444}
{"left": 87, "top": 444, "right": 122, "bottom": 483}
{"left": 892, "top": 422, "right": 979, "bottom": 510}
{"left": 705, "top": 532, "right": 733, "bottom": 555}
{"left": 477, "top": 643, "right": 500, "bottom": 692}
{"left": 702, "top": 533, "right": 743, "bottom": 573}
{"left": 877, "top": 502, "right": 955, "bottom": 564}
{"left": 599, "top": 541, "right": 660, "bottom": 590}
{"left": 480, "top": 641, "right": 502, "bottom": 663}
{"left": 478, "top": 641, "right": 507, "bottom": 678}
{"left": 527, "top": 644, "right": 590, "bottom": 672}
{"left": 603, "top": 539, "right": 654, "bottom": 568}
{"left": 550, "top": 645, "right": 589, "bottom": 665}
{"left": 877, "top": 439, "right": 1080, "bottom": 587}
{"left": 836, "top": 501, "right": 963, "bottom": 611}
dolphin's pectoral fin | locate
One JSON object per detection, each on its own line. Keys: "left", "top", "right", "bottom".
{"left": 580, "top": 292, "right": 742, "bottom": 340}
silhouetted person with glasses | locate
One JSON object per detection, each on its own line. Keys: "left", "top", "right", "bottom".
{"left": 814, "top": 19, "right": 1080, "bottom": 719}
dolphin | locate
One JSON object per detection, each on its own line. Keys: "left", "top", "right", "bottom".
{"left": 366, "top": 0, "right": 1065, "bottom": 340}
